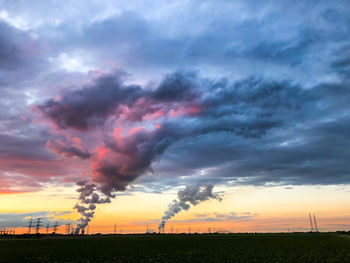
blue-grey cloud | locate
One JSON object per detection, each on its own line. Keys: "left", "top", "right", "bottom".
{"left": 0, "top": 211, "right": 73, "bottom": 228}
{"left": 0, "top": 0, "right": 350, "bottom": 196}
{"left": 171, "top": 212, "right": 257, "bottom": 223}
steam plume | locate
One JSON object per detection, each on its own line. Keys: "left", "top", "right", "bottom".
{"left": 73, "top": 180, "right": 111, "bottom": 233}
{"left": 158, "top": 184, "right": 221, "bottom": 232}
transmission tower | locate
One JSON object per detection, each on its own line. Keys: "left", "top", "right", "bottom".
{"left": 35, "top": 218, "right": 42, "bottom": 234}
{"left": 114, "top": 224, "right": 117, "bottom": 234}
{"left": 46, "top": 223, "right": 50, "bottom": 234}
{"left": 313, "top": 214, "right": 319, "bottom": 232}
{"left": 87, "top": 225, "right": 89, "bottom": 235}
{"left": 66, "top": 223, "right": 71, "bottom": 234}
{"left": 53, "top": 222, "right": 58, "bottom": 234}
{"left": 309, "top": 213, "right": 314, "bottom": 232}
{"left": 27, "top": 218, "right": 33, "bottom": 234}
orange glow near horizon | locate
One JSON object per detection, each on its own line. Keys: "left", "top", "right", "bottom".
{"left": 1, "top": 184, "right": 350, "bottom": 234}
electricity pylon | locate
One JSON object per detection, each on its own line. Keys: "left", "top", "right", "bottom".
{"left": 35, "top": 218, "right": 42, "bottom": 234}
{"left": 53, "top": 222, "right": 58, "bottom": 234}
{"left": 27, "top": 218, "right": 33, "bottom": 234}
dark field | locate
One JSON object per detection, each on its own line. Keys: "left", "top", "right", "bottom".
{"left": 1, "top": 233, "right": 350, "bottom": 263}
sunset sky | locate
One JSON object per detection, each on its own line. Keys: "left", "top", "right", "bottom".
{"left": 1, "top": 0, "right": 350, "bottom": 234}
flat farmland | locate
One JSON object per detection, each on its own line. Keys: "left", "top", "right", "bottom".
{"left": 1, "top": 233, "right": 350, "bottom": 263}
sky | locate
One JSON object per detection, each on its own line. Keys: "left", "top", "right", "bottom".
{"left": 1, "top": 0, "right": 350, "bottom": 234}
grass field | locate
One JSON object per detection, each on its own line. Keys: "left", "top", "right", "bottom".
{"left": 1, "top": 233, "right": 350, "bottom": 263}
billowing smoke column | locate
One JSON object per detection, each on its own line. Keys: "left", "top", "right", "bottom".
{"left": 37, "top": 70, "right": 305, "bottom": 233}
{"left": 158, "top": 184, "right": 222, "bottom": 233}
{"left": 73, "top": 180, "right": 111, "bottom": 233}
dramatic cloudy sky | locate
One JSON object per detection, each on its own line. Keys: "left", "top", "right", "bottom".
{"left": 1, "top": 0, "right": 350, "bottom": 232}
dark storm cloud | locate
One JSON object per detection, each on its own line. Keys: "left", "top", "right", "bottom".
{"left": 151, "top": 114, "right": 350, "bottom": 187}
{"left": 0, "top": 19, "right": 70, "bottom": 193}
{"left": 152, "top": 71, "right": 199, "bottom": 101}
{"left": 136, "top": 75, "right": 350, "bottom": 189}
{"left": 33, "top": 0, "right": 348, "bottom": 85}
{"left": 201, "top": 77, "right": 311, "bottom": 119}
{"left": 0, "top": 20, "right": 49, "bottom": 87}
{"left": 96, "top": 122, "right": 193, "bottom": 196}
{"left": 39, "top": 69, "right": 323, "bottom": 198}
{"left": 1, "top": 0, "right": 350, "bottom": 196}
{"left": 0, "top": 21, "right": 35, "bottom": 71}
{"left": 242, "top": 36, "right": 316, "bottom": 66}
{"left": 39, "top": 71, "right": 307, "bottom": 134}
{"left": 37, "top": 71, "right": 201, "bottom": 131}
{"left": 46, "top": 140, "right": 91, "bottom": 159}
{"left": 0, "top": 133, "right": 52, "bottom": 161}
{"left": 330, "top": 44, "right": 350, "bottom": 80}
{"left": 37, "top": 73, "right": 145, "bottom": 130}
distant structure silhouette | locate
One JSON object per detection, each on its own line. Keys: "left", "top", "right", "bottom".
{"left": 27, "top": 218, "right": 33, "bottom": 234}
{"left": 53, "top": 222, "right": 58, "bottom": 234}
{"left": 66, "top": 223, "right": 71, "bottom": 234}
{"left": 35, "top": 218, "right": 42, "bottom": 234}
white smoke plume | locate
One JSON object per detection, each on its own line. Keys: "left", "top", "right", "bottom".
{"left": 158, "top": 184, "right": 222, "bottom": 232}
{"left": 74, "top": 180, "right": 111, "bottom": 233}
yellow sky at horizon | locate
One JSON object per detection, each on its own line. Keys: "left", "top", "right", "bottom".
{"left": 1, "top": 184, "right": 350, "bottom": 234}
